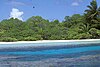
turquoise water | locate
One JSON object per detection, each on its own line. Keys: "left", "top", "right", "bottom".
{"left": 0, "top": 40, "right": 100, "bottom": 48}
{"left": 0, "top": 46, "right": 100, "bottom": 55}
{"left": 0, "top": 43, "right": 100, "bottom": 66}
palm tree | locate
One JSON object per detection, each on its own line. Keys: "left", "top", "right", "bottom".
{"left": 79, "top": 23, "right": 90, "bottom": 34}
{"left": 85, "top": 0, "right": 100, "bottom": 27}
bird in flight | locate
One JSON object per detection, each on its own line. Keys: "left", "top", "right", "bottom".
{"left": 33, "top": 6, "right": 35, "bottom": 8}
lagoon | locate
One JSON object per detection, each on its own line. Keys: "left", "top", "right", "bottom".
{"left": 0, "top": 46, "right": 100, "bottom": 55}
{"left": 0, "top": 40, "right": 100, "bottom": 67}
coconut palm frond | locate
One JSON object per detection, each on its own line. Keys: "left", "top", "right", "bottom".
{"left": 90, "top": 1, "right": 97, "bottom": 10}
{"left": 87, "top": 5, "right": 93, "bottom": 10}
{"left": 85, "top": 10, "right": 90, "bottom": 12}
{"left": 89, "top": 11, "right": 98, "bottom": 18}
{"left": 98, "top": 7, "right": 100, "bottom": 11}
{"left": 91, "top": 19, "right": 99, "bottom": 23}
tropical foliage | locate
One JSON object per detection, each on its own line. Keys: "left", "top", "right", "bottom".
{"left": 0, "top": 0, "right": 100, "bottom": 41}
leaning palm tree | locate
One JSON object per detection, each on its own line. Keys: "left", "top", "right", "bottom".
{"left": 85, "top": 0, "right": 100, "bottom": 28}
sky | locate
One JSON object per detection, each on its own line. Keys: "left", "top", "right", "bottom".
{"left": 0, "top": 0, "right": 100, "bottom": 21}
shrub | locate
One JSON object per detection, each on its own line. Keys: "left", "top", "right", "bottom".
{"left": 24, "top": 37, "right": 38, "bottom": 41}
{"left": 0, "top": 37, "right": 18, "bottom": 42}
{"left": 73, "top": 33, "right": 92, "bottom": 39}
{"left": 50, "top": 35, "right": 61, "bottom": 40}
{"left": 89, "top": 28, "right": 100, "bottom": 38}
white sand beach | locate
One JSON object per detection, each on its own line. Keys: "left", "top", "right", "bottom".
{"left": 0, "top": 39, "right": 100, "bottom": 48}
{"left": 0, "top": 39, "right": 100, "bottom": 44}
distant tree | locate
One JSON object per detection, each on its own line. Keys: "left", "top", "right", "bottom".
{"left": 64, "top": 16, "right": 71, "bottom": 22}
{"left": 52, "top": 19, "right": 59, "bottom": 24}
{"left": 63, "top": 14, "right": 84, "bottom": 28}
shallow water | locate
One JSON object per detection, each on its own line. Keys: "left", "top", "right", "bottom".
{"left": 0, "top": 43, "right": 100, "bottom": 67}
{"left": 0, "top": 46, "right": 100, "bottom": 55}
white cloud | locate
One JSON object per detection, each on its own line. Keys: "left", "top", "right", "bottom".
{"left": 9, "top": 8, "right": 24, "bottom": 20}
{"left": 10, "top": 1, "right": 25, "bottom": 6}
{"left": 72, "top": 2, "right": 79, "bottom": 6}
{"left": 6, "top": 0, "right": 26, "bottom": 6}
{"left": 72, "top": 0, "right": 83, "bottom": 6}
{"left": 6, "top": 0, "right": 32, "bottom": 7}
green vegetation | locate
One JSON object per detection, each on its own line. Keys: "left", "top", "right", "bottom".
{"left": 0, "top": 0, "right": 100, "bottom": 41}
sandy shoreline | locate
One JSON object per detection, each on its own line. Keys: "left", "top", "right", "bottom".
{"left": 0, "top": 39, "right": 100, "bottom": 44}
{"left": 0, "top": 39, "right": 100, "bottom": 48}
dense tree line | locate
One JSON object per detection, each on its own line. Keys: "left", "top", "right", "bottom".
{"left": 0, "top": 0, "right": 100, "bottom": 41}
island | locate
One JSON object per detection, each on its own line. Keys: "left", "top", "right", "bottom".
{"left": 0, "top": 0, "right": 100, "bottom": 67}
{"left": 0, "top": 0, "right": 100, "bottom": 42}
